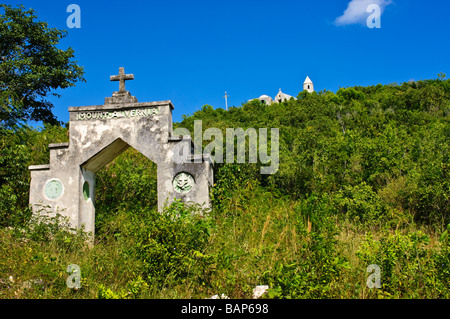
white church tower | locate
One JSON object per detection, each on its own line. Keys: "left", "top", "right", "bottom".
{"left": 303, "top": 76, "right": 314, "bottom": 93}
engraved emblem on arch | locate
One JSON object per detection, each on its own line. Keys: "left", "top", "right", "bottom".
{"left": 173, "top": 172, "right": 195, "bottom": 194}
{"left": 44, "top": 178, "right": 64, "bottom": 200}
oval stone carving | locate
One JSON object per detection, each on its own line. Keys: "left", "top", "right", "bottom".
{"left": 44, "top": 179, "right": 64, "bottom": 200}
{"left": 173, "top": 172, "right": 195, "bottom": 194}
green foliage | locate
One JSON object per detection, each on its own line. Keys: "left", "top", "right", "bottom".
{"left": 0, "top": 4, "right": 85, "bottom": 127}
{"left": 97, "top": 276, "right": 149, "bottom": 299}
{"left": 120, "top": 201, "right": 213, "bottom": 286}
{"left": 333, "top": 182, "right": 387, "bottom": 225}
{"left": 0, "top": 124, "right": 68, "bottom": 227}
{"left": 94, "top": 148, "right": 158, "bottom": 235}
{"left": 210, "top": 163, "right": 260, "bottom": 213}
{"left": 15, "top": 210, "right": 89, "bottom": 250}
{"left": 179, "top": 77, "right": 450, "bottom": 226}
{"left": 97, "top": 284, "right": 130, "bottom": 299}
{"left": 1, "top": 77, "right": 449, "bottom": 299}
{"left": 262, "top": 194, "right": 349, "bottom": 298}
{"left": 0, "top": 129, "right": 31, "bottom": 226}
{"left": 356, "top": 228, "right": 450, "bottom": 298}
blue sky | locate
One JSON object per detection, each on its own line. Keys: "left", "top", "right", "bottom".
{"left": 5, "top": 0, "right": 450, "bottom": 123}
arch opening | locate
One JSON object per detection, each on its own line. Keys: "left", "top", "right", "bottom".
{"left": 82, "top": 140, "right": 158, "bottom": 240}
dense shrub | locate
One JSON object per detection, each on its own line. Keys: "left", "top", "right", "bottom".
{"left": 356, "top": 226, "right": 450, "bottom": 298}
{"left": 118, "top": 201, "right": 214, "bottom": 286}
{"left": 262, "top": 194, "right": 349, "bottom": 298}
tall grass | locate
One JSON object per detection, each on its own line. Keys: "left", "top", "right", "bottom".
{"left": 1, "top": 173, "right": 448, "bottom": 299}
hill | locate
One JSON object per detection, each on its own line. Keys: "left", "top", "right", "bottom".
{"left": 0, "top": 77, "right": 449, "bottom": 298}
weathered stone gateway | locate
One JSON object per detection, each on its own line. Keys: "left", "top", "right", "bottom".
{"left": 28, "top": 68, "right": 213, "bottom": 237}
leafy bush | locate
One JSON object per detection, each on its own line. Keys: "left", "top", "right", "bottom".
{"left": 0, "top": 124, "right": 68, "bottom": 227}
{"left": 0, "top": 127, "right": 32, "bottom": 227}
{"left": 12, "top": 209, "right": 89, "bottom": 251}
{"left": 93, "top": 147, "right": 158, "bottom": 240}
{"left": 435, "top": 224, "right": 450, "bottom": 292}
{"left": 356, "top": 228, "right": 450, "bottom": 298}
{"left": 262, "top": 194, "right": 349, "bottom": 298}
{"left": 97, "top": 276, "right": 149, "bottom": 299}
{"left": 118, "top": 200, "right": 214, "bottom": 288}
{"left": 333, "top": 182, "right": 387, "bottom": 226}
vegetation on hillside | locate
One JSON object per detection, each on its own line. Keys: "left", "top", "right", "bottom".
{"left": 1, "top": 74, "right": 449, "bottom": 298}
{"left": 0, "top": 4, "right": 85, "bottom": 128}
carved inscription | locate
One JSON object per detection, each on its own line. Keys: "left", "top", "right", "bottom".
{"left": 75, "top": 107, "right": 158, "bottom": 121}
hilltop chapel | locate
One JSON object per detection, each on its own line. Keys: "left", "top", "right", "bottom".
{"left": 250, "top": 76, "right": 314, "bottom": 105}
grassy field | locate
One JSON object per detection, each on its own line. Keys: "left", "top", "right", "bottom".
{"left": 1, "top": 175, "right": 448, "bottom": 299}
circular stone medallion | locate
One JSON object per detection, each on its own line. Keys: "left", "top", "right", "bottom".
{"left": 44, "top": 178, "right": 64, "bottom": 200}
{"left": 173, "top": 172, "right": 195, "bottom": 194}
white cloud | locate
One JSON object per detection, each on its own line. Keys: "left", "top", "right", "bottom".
{"left": 335, "top": 0, "right": 392, "bottom": 26}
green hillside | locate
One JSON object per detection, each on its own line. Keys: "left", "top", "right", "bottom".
{"left": 1, "top": 77, "right": 449, "bottom": 298}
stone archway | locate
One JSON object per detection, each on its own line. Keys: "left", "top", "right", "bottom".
{"left": 28, "top": 68, "right": 213, "bottom": 238}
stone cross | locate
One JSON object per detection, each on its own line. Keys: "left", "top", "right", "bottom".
{"left": 223, "top": 91, "right": 229, "bottom": 111}
{"left": 110, "top": 67, "right": 134, "bottom": 92}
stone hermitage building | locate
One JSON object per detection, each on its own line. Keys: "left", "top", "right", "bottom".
{"left": 28, "top": 67, "right": 213, "bottom": 238}
{"left": 250, "top": 76, "right": 314, "bottom": 105}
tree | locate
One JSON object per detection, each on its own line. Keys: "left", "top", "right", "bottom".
{"left": 0, "top": 4, "right": 85, "bottom": 127}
